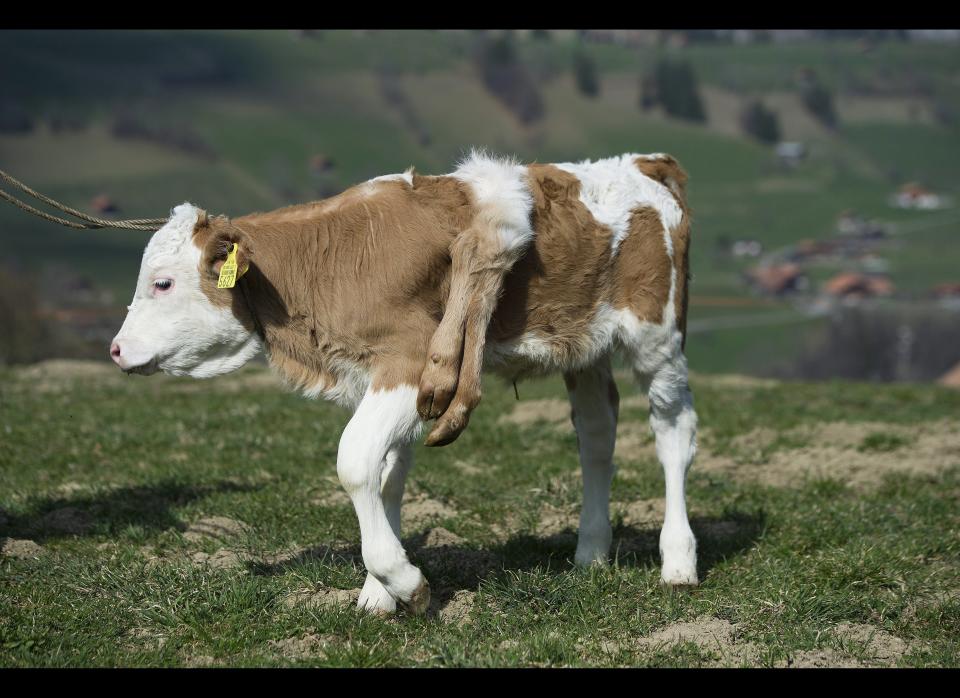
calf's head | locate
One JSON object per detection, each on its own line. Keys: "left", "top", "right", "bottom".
{"left": 111, "top": 203, "right": 262, "bottom": 378}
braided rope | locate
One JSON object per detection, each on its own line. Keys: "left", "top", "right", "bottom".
{"left": 0, "top": 168, "right": 168, "bottom": 231}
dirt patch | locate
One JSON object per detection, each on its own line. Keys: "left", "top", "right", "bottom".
{"left": 833, "top": 622, "right": 908, "bottom": 664}
{"left": 614, "top": 422, "right": 656, "bottom": 464}
{"left": 435, "top": 590, "right": 476, "bottom": 626}
{"left": 536, "top": 503, "right": 579, "bottom": 537}
{"left": 625, "top": 616, "right": 913, "bottom": 667}
{"left": 783, "top": 623, "right": 910, "bottom": 668}
{"left": 36, "top": 507, "right": 92, "bottom": 536}
{"left": 422, "top": 527, "right": 467, "bottom": 548}
{"left": 403, "top": 493, "right": 459, "bottom": 526}
{"left": 282, "top": 586, "right": 361, "bottom": 611}
{"left": 1, "top": 538, "right": 43, "bottom": 559}
{"left": 616, "top": 498, "right": 665, "bottom": 528}
{"left": 182, "top": 654, "right": 219, "bottom": 667}
{"left": 783, "top": 649, "right": 862, "bottom": 668}
{"left": 498, "top": 399, "right": 571, "bottom": 431}
{"left": 636, "top": 616, "right": 760, "bottom": 665}
{"left": 699, "top": 419, "right": 960, "bottom": 489}
{"left": 190, "top": 548, "right": 249, "bottom": 570}
{"left": 268, "top": 633, "right": 337, "bottom": 660}
{"left": 183, "top": 516, "right": 251, "bottom": 543}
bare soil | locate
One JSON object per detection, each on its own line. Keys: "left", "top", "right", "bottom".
{"left": 1, "top": 538, "right": 44, "bottom": 559}
{"left": 183, "top": 516, "right": 251, "bottom": 543}
{"left": 282, "top": 586, "right": 361, "bottom": 610}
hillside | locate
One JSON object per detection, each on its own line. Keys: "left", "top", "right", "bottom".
{"left": 1, "top": 30, "right": 959, "bottom": 375}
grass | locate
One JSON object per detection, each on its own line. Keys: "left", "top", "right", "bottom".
{"left": 1, "top": 361, "right": 958, "bottom": 667}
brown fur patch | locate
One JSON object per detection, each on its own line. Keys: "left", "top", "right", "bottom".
{"left": 194, "top": 177, "right": 473, "bottom": 397}
{"left": 613, "top": 207, "right": 672, "bottom": 326}
{"left": 634, "top": 155, "right": 692, "bottom": 346}
{"left": 488, "top": 165, "right": 615, "bottom": 369}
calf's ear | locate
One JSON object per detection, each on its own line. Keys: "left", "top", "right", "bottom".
{"left": 198, "top": 216, "right": 253, "bottom": 280}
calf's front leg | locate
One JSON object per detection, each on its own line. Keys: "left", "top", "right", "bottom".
{"left": 357, "top": 444, "right": 413, "bottom": 614}
{"left": 338, "top": 387, "right": 429, "bottom": 614}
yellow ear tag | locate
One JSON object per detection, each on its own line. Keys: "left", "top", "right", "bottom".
{"left": 217, "top": 243, "right": 241, "bottom": 289}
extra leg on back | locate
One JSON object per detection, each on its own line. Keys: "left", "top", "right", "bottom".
{"left": 564, "top": 356, "right": 619, "bottom": 566}
{"left": 636, "top": 350, "right": 699, "bottom": 586}
{"left": 418, "top": 218, "right": 530, "bottom": 446}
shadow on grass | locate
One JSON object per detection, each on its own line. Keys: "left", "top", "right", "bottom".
{"left": 0, "top": 479, "right": 261, "bottom": 543}
{"left": 249, "top": 512, "right": 766, "bottom": 604}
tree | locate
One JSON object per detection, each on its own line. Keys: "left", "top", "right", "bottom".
{"left": 740, "top": 100, "right": 781, "bottom": 144}
{"left": 797, "top": 69, "right": 837, "bottom": 129}
{"left": 474, "top": 33, "right": 545, "bottom": 125}
{"left": 573, "top": 50, "right": 600, "bottom": 98}
{"left": 643, "top": 59, "right": 706, "bottom": 123}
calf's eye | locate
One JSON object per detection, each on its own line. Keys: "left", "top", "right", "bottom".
{"left": 153, "top": 279, "right": 173, "bottom": 291}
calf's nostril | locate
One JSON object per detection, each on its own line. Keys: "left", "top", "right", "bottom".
{"left": 110, "top": 342, "right": 121, "bottom": 361}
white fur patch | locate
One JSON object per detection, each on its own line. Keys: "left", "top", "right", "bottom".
{"left": 300, "top": 359, "right": 371, "bottom": 410}
{"left": 452, "top": 149, "right": 535, "bottom": 254}
{"left": 554, "top": 153, "right": 683, "bottom": 255}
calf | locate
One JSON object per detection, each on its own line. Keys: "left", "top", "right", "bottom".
{"left": 111, "top": 151, "right": 698, "bottom": 614}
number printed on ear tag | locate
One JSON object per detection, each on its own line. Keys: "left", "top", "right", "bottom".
{"left": 217, "top": 243, "right": 240, "bottom": 289}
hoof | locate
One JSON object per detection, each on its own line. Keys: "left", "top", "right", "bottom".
{"left": 424, "top": 412, "right": 469, "bottom": 447}
{"left": 417, "top": 383, "right": 457, "bottom": 421}
{"left": 417, "top": 358, "right": 459, "bottom": 420}
{"left": 399, "top": 578, "right": 431, "bottom": 615}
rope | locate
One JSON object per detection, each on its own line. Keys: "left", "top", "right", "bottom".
{"left": 0, "top": 168, "right": 168, "bottom": 231}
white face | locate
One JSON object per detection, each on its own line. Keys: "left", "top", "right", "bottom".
{"left": 110, "top": 203, "right": 262, "bottom": 378}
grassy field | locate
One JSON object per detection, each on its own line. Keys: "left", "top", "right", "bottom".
{"left": 1, "top": 360, "right": 958, "bottom": 667}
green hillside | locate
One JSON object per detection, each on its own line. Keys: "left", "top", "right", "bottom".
{"left": 1, "top": 30, "right": 958, "bottom": 374}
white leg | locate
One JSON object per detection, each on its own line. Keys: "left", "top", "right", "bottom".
{"left": 565, "top": 357, "right": 619, "bottom": 567}
{"left": 357, "top": 444, "right": 413, "bottom": 614}
{"left": 641, "top": 355, "right": 699, "bottom": 586}
{"left": 337, "top": 387, "right": 430, "bottom": 614}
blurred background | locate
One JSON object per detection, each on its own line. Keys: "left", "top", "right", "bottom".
{"left": 1, "top": 29, "right": 958, "bottom": 384}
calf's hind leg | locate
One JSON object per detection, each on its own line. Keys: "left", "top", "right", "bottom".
{"left": 636, "top": 353, "right": 699, "bottom": 586}
{"left": 565, "top": 357, "right": 620, "bottom": 566}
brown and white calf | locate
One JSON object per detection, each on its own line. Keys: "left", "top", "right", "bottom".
{"left": 111, "top": 151, "right": 698, "bottom": 614}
